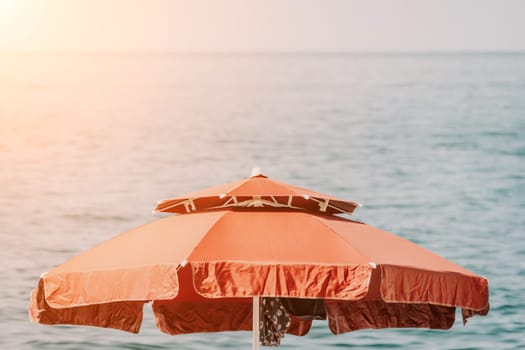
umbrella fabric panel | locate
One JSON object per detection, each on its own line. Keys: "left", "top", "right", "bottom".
{"left": 323, "top": 266, "right": 457, "bottom": 333}
{"left": 325, "top": 300, "right": 456, "bottom": 334}
{"left": 49, "top": 213, "right": 223, "bottom": 273}
{"left": 30, "top": 280, "right": 144, "bottom": 333}
{"left": 187, "top": 211, "right": 371, "bottom": 264}
{"left": 221, "top": 176, "right": 333, "bottom": 197}
{"left": 153, "top": 299, "right": 253, "bottom": 335}
{"left": 42, "top": 264, "right": 179, "bottom": 309}
{"left": 40, "top": 212, "right": 225, "bottom": 308}
{"left": 192, "top": 262, "right": 371, "bottom": 299}
{"left": 153, "top": 300, "right": 312, "bottom": 336}
{"left": 379, "top": 265, "right": 489, "bottom": 312}
{"left": 322, "top": 217, "right": 477, "bottom": 274}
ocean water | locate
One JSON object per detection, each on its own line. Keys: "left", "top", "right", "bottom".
{"left": 0, "top": 52, "right": 524, "bottom": 349}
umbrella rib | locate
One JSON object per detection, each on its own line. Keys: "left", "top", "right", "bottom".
{"left": 181, "top": 212, "right": 233, "bottom": 268}
{"left": 308, "top": 197, "right": 361, "bottom": 215}
{"left": 157, "top": 200, "right": 184, "bottom": 212}
{"left": 208, "top": 196, "right": 304, "bottom": 210}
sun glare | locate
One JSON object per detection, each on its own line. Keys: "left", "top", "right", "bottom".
{"left": 0, "top": 0, "right": 15, "bottom": 16}
{"left": 0, "top": 0, "right": 22, "bottom": 24}
{"left": 0, "top": 0, "right": 30, "bottom": 50}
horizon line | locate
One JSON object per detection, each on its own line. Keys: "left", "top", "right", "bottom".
{"left": 1, "top": 49, "right": 525, "bottom": 55}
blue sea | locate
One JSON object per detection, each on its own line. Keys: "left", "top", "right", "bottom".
{"left": 0, "top": 52, "right": 524, "bottom": 349}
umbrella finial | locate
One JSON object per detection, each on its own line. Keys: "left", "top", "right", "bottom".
{"left": 250, "top": 167, "right": 263, "bottom": 178}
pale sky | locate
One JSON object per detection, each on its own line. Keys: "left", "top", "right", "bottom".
{"left": 0, "top": 0, "right": 524, "bottom": 52}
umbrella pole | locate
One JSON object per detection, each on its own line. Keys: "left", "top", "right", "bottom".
{"left": 252, "top": 296, "right": 259, "bottom": 350}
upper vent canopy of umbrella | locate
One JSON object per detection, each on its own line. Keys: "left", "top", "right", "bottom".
{"left": 155, "top": 172, "right": 361, "bottom": 216}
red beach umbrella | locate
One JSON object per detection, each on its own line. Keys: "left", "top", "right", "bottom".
{"left": 30, "top": 172, "right": 489, "bottom": 348}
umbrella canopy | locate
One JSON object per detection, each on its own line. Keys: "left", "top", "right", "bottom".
{"left": 155, "top": 173, "right": 361, "bottom": 215}
{"left": 29, "top": 173, "right": 489, "bottom": 346}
